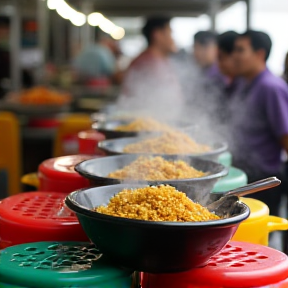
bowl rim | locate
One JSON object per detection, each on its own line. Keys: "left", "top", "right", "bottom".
{"left": 98, "top": 137, "right": 228, "bottom": 157}
{"left": 93, "top": 121, "right": 140, "bottom": 136}
{"left": 74, "top": 154, "right": 229, "bottom": 183}
{"left": 65, "top": 185, "right": 250, "bottom": 228}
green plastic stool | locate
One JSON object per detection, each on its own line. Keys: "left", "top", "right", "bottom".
{"left": 218, "top": 151, "right": 232, "bottom": 167}
{"left": 213, "top": 167, "right": 247, "bottom": 193}
{"left": 0, "top": 242, "right": 133, "bottom": 288}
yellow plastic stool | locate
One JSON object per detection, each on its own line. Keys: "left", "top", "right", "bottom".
{"left": 233, "top": 198, "right": 288, "bottom": 246}
{"left": 0, "top": 112, "right": 21, "bottom": 196}
{"left": 53, "top": 114, "right": 93, "bottom": 157}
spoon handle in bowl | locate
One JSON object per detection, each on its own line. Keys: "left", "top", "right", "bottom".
{"left": 226, "top": 177, "right": 281, "bottom": 197}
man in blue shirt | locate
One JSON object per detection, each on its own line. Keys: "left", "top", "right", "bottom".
{"left": 73, "top": 29, "right": 116, "bottom": 80}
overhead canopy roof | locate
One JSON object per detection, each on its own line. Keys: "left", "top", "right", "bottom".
{"left": 67, "top": 0, "right": 240, "bottom": 17}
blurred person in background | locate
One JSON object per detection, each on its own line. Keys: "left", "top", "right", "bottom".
{"left": 217, "top": 31, "right": 242, "bottom": 97}
{"left": 73, "top": 27, "right": 116, "bottom": 84}
{"left": 0, "top": 17, "right": 34, "bottom": 97}
{"left": 118, "top": 16, "right": 182, "bottom": 122}
{"left": 0, "top": 17, "right": 10, "bottom": 98}
{"left": 193, "top": 31, "right": 226, "bottom": 87}
{"left": 228, "top": 30, "right": 288, "bottom": 219}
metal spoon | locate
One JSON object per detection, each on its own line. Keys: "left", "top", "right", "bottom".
{"left": 207, "top": 177, "right": 281, "bottom": 217}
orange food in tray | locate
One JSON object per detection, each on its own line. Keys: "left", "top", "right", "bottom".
{"left": 18, "top": 86, "right": 71, "bottom": 105}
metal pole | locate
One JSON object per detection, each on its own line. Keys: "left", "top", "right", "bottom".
{"left": 52, "top": 11, "right": 65, "bottom": 64}
{"left": 209, "top": 0, "right": 220, "bottom": 32}
{"left": 10, "top": 0, "right": 21, "bottom": 90}
{"left": 80, "top": 1, "right": 93, "bottom": 49}
{"left": 245, "top": 0, "right": 251, "bottom": 29}
{"left": 69, "top": 24, "right": 81, "bottom": 59}
{"left": 37, "top": 0, "right": 49, "bottom": 65}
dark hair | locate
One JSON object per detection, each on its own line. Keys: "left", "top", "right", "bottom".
{"left": 217, "top": 31, "right": 239, "bottom": 54}
{"left": 194, "top": 31, "right": 217, "bottom": 46}
{"left": 240, "top": 30, "right": 272, "bottom": 61}
{"left": 142, "top": 17, "right": 171, "bottom": 45}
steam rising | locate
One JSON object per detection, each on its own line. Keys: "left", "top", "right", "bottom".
{"left": 117, "top": 50, "right": 228, "bottom": 144}
{"left": 112, "top": 50, "right": 230, "bottom": 205}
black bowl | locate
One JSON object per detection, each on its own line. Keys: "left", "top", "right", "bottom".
{"left": 92, "top": 120, "right": 142, "bottom": 139}
{"left": 75, "top": 155, "right": 228, "bottom": 204}
{"left": 98, "top": 136, "right": 228, "bottom": 162}
{"left": 65, "top": 184, "right": 250, "bottom": 273}
{"left": 93, "top": 119, "right": 196, "bottom": 140}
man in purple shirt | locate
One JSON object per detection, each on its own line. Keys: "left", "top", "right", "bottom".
{"left": 217, "top": 31, "right": 243, "bottom": 97}
{"left": 229, "top": 30, "right": 288, "bottom": 218}
{"left": 193, "top": 31, "right": 227, "bottom": 86}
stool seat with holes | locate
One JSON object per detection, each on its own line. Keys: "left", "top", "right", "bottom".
{"left": 0, "top": 242, "right": 133, "bottom": 288}
{"left": 142, "top": 241, "right": 288, "bottom": 288}
{"left": 0, "top": 192, "right": 88, "bottom": 249}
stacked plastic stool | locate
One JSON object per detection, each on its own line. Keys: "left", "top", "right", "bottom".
{"left": 142, "top": 241, "right": 288, "bottom": 288}
{"left": 78, "top": 130, "right": 105, "bottom": 155}
{"left": 22, "top": 155, "right": 96, "bottom": 193}
{"left": 0, "top": 192, "right": 88, "bottom": 249}
{"left": 0, "top": 242, "right": 134, "bottom": 288}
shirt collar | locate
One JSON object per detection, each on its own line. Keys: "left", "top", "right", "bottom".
{"left": 244, "top": 67, "right": 269, "bottom": 93}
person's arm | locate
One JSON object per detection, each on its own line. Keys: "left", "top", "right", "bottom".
{"left": 264, "top": 84, "right": 288, "bottom": 154}
{"left": 280, "top": 135, "right": 288, "bottom": 154}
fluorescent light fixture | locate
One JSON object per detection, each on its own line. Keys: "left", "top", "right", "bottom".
{"left": 99, "top": 18, "right": 116, "bottom": 34}
{"left": 70, "top": 12, "right": 87, "bottom": 27}
{"left": 111, "top": 27, "right": 125, "bottom": 40}
{"left": 46, "top": 0, "right": 125, "bottom": 36}
{"left": 87, "top": 12, "right": 104, "bottom": 26}
{"left": 47, "top": 0, "right": 57, "bottom": 10}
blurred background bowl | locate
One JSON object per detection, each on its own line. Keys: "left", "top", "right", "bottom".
{"left": 75, "top": 154, "right": 228, "bottom": 203}
{"left": 98, "top": 136, "right": 228, "bottom": 162}
{"left": 93, "top": 119, "right": 197, "bottom": 140}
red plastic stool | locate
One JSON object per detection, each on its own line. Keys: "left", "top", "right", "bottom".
{"left": 142, "top": 241, "right": 288, "bottom": 288}
{"left": 38, "top": 155, "right": 95, "bottom": 193}
{"left": 78, "top": 130, "right": 105, "bottom": 155}
{"left": 0, "top": 192, "right": 89, "bottom": 249}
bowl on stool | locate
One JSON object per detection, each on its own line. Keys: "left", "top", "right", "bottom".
{"left": 74, "top": 155, "right": 228, "bottom": 203}
{"left": 66, "top": 184, "right": 249, "bottom": 273}
{"left": 0, "top": 192, "right": 89, "bottom": 249}
{"left": 98, "top": 137, "right": 228, "bottom": 162}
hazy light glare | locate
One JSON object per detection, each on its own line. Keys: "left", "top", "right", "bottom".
{"left": 70, "top": 13, "right": 87, "bottom": 27}
{"left": 47, "top": 0, "right": 86, "bottom": 26}
{"left": 87, "top": 13, "right": 104, "bottom": 26}
{"left": 111, "top": 27, "right": 125, "bottom": 40}
{"left": 47, "top": 0, "right": 57, "bottom": 10}
{"left": 56, "top": 1, "right": 71, "bottom": 20}
{"left": 99, "top": 18, "right": 116, "bottom": 34}
{"left": 46, "top": 0, "right": 124, "bottom": 32}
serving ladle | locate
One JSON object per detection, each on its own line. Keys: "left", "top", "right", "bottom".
{"left": 207, "top": 177, "right": 281, "bottom": 218}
